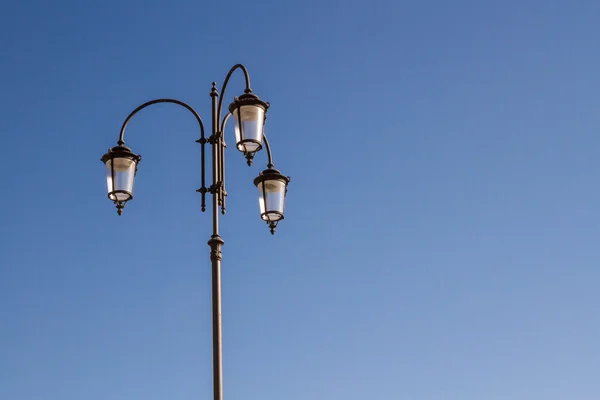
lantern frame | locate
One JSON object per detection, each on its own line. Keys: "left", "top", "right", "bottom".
{"left": 100, "top": 145, "right": 141, "bottom": 215}
{"left": 228, "top": 93, "right": 270, "bottom": 165}
{"left": 253, "top": 167, "right": 291, "bottom": 234}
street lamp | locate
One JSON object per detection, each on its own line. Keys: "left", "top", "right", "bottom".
{"left": 100, "top": 64, "right": 290, "bottom": 400}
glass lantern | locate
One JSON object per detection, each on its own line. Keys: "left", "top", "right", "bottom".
{"left": 229, "top": 93, "right": 269, "bottom": 165}
{"left": 100, "top": 145, "right": 141, "bottom": 215}
{"left": 253, "top": 168, "right": 290, "bottom": 234}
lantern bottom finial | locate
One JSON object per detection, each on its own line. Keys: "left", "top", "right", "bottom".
{"left": 245, "top": 152, "right": 257, "bottom": 166}
{"left": 268, "top": 220, "right": 279, "bottom": 235}
{"left": 116, "top": 202, "right": 125, "bottom": 216}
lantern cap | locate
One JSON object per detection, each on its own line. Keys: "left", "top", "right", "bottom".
{"left": 253, "top": 167, "right": 290, "bottom": 187}
{"left": 228, "top": 93, "right": 270, "bottom": 114}
{"left": 101, "top": 145, "right": 141, "bottom": 164}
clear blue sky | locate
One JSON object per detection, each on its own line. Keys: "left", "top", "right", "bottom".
{"left": 1, "top": 1, "right": 599, "bottom": 399}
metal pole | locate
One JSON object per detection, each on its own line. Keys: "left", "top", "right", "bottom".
{"left": 208, "top": 82, "right": 225, "bottom": 400}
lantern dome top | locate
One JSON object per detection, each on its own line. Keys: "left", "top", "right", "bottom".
{"left": 228, "top": 93, "right": 270, "bottom": 114}
{"left": 253, "top": 167, "right": 290, "bottom": 187}
{"left": 101, "top": 145, "right": 141, "bottom": 164}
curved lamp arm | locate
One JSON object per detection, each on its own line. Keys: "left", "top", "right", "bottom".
{"left": 221, "top": 112, "right": 231, "bottom": 140}
{"left": 116, "top": 98, "right": 208, "bottom": 212}
{"left": 262, "top": 133, "right": 274, "bottom": 169}
{"left": 118, "top": 98, "right": 205, "bottom": 145}
{"left": 215, "top": 64, "right": 252, "bottom": 131}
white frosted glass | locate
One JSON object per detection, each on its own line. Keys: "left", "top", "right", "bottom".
{"left": 233, "top": 105, "right": 265, "bottom": 153}
{"left": 106, "top": 158, "right": 136, "bottom": 200}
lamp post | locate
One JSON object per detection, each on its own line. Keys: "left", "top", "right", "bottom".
{"left": 100, "top": 64, "right": 290, "bottom": 400}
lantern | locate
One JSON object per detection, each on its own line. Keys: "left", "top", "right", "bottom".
{"left": 228, "top": 93, "right": 269, "bottom": 165}
{"left": 253, "top": 168, "right": 290, "bottom": 234}
{"left": 100, "top": 145, "right": 141, "bottom": 215}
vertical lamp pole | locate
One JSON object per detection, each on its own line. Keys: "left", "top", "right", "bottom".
{"left": 100, "top": 64, "right": 290, "bottom": 400}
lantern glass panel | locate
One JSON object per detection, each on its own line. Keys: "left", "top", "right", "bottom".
{"left": 106, "top": 157, "right": 136, "bottom": 201}
{"left": 258, "top": 179, "right": 286, "bottom": 221}
{"left": 233, "top": 105, "right": 265, "bottom": 153}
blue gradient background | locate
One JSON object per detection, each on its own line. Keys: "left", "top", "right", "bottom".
{"left": 1, "top": 1, "right": 599, "bottom": 399}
